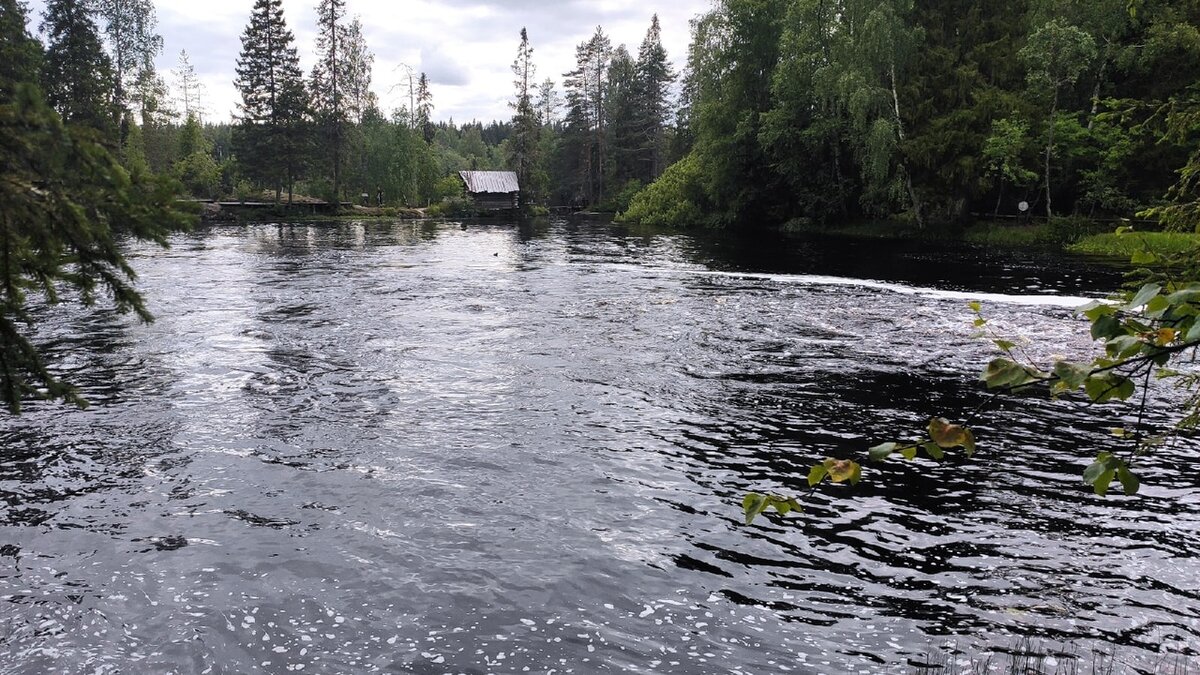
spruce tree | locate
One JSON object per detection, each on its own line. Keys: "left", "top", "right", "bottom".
{"left": 1, "top": 0, "right": 192, "bottom": 413}
{"left": 234, "top": 0, "right": 308, "bottom": 203}
{"left": 40, "top": 0, "right": 115, "bottom": 133}
{"left": 0, "top": 0, "right": 42, "bottom": 100}
{"left": 310, "top": 0, "right": 349, "bottom": 204}
{"left": 634, "top": 15, "right": 675, "bottom": 182}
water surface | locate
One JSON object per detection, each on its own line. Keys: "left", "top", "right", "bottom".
{"left": 1, "top": 220, "right": 1196, "bottom": 673}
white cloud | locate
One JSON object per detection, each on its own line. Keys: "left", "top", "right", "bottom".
{"left": 24, "top": 0, "right": 712, "bottom": 122}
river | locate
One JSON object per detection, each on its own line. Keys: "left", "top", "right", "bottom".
{"left": 1, "top": 219, "right": 1196, "bottom": 673}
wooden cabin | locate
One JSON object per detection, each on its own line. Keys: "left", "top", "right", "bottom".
{"left": 458, "top": 171, "right": 520, "bottom": 211}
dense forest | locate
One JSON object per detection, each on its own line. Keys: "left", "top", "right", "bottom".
{"left": 627, "top": 0, "right": 1200, "bottom": 229}
{"left": 7, "top": 0, "right": 1200, "bottom": 229}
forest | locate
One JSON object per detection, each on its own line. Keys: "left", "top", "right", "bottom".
{"left": 626, "top": 0, "right": 1200, "bottom": 230}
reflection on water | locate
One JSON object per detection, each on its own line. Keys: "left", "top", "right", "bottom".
{"left": 0, "top": 219, "right": 1196, "bottom": 673}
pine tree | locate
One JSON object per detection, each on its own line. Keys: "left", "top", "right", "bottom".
{"left": 509, "top": 27, "right": 540, "bottom": 208}
{"left": 634, "top": 14, "right": 676, "bottom": 182}
{"left": 40, "top": 0, "right": 115, "bottom": 133}
{"left": 310, "top": 0, "right": 349, "bottom": 204}
{"left": 536, "top": 77, "right": 560, "bottom": 128}
{"left": 234, "top": 0, "right": 309, "bottom": 203}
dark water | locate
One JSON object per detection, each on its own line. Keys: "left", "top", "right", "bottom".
{"left": 1, "top": 220, "right": 1197, "bottom": 674}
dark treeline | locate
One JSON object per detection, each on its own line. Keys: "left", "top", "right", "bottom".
{"left": 625, "top": 0, "right": 1200, "bottom": 229}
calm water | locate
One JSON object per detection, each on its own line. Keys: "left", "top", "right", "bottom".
{"left": 1, "top": 220, "right": 1197, "bottom": 674}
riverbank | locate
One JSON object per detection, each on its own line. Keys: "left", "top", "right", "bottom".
{"left": 782, "top": 218, "right": 1200, "bottom": 257}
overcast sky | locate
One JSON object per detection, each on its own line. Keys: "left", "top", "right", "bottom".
{"left": 24, "top": 0, "right": 712, "bottom": 123}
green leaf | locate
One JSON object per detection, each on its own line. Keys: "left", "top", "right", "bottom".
{"left": 922, "top": 442, "right": 945, "bottom": 461}
{"left": 899, "top": 446, "right": 918, "bottom": 461}
{"left": 1145, "top": 295, "right": 1170, "bottom": 318}
{"left": 1124, "top": 283, "right": 1162, "bottom": 311}
{"left": 807, "top": 464, "right": 829, "bottom": 487}
{"left": 1166, "top": 289, "right": 1200, "bottom": 306}
{"left": 968, "top": 301, "right": 982, "bottom": 313}
{"left": 743, "top": 493, "right": 768, "bottom": 525}
{"left": 1082, "top": 459, "right": 1108, "bottom": 486}
{"left": 1085, "top": 374, "right": 1136, "bottom": 402}
{"left": 869, "top": 442, "right": 900, "bottom": 462}
{"left": 962, "top": 429, "right": 977, "bottom": 458}
{"left": 982, "top": 358, "right": 1042, "bottom": 389}
{"left": 1130, "top": 249, "right": 1157, "bottom": 265}
{"left": 1081, "top": 302, "right": 1116, "bottom": 321}
{"left": 1094, "top": 469, "right": 1117, "bottom": 496}
{"left": 993, "top": 339, "right": 1016, "bottom": 352}
{"left": 1052, "top": 361, "right": 1091, "bottom": 391}
{"left": 1091, "top": 315, "right": 1123, "bottom": 341}
{"left": 1106, "top": 334, "right": 1143, "bottom": 360}
{"left": 1117, "top": 465, "right": 1140, "bottom": 496}
{"left": 1186, "top": 318, "right": 1200, "bottom": 343}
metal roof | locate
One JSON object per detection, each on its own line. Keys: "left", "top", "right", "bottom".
{"left": 459, "top": 171, "right": 520, "bottom": 194}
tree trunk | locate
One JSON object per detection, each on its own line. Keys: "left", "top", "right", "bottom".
{"left": 891, "top": 65, "right": 925, "bottom": 229}
{"left": 1044, "top": 90, "right": 1057, "bottom": 219}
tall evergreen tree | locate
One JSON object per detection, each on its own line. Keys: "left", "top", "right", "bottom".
{"left": 634, "top": 14, "right": 676, "bottom": 182}
{"left": 605, "top": 45, "right": 640, "bottom": 189}
{"left": 343, "top": 16, "right": 376, "bottom": 123}
{"left": 2, "top": 0, "right": 192, "bottom": 413}
{"left": 509, "top": 27, "right": 540, "bottom": 207}
{"left": 415, "top": 71, "right": 433, "bottom": 142}
{"left": 310, "top": 0, "right": 349, "bottom": 203}
{"left": 1, "top": 0, "right": 42, "bottom": 100}
{"left": 563, "top": 26, "right": 612, "bottom": 204}
{"left": 40, "top": 0, "right": 115, "bottom": 133}
{"left": 234, "top": 0, "right": 308, "bottom": 204}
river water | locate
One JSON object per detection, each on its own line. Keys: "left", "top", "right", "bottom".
{"left": 1, "top": 219, "right": 1197, "bottom": 674}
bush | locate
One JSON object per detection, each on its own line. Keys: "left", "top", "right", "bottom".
{"left": 426, "top": 196, "right": 475, "bottom": 218}
{"left": 619, "top": 153, "right": 705, "bottom": 228}
{"left": 600, "top": 179, "right": 643, "bottom": 214}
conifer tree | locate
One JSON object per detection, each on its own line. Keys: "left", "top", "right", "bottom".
{"left": 2, "top": 0, "right": 192, "bottom": 413}
{"left": 0, "top": 0, "right": 42, "bottom": 101}
{"left": 234, "top": 0, "right": 309, "bottom": 203}
{"left": 415, "top": 72, "right": 433, "bottom": 142}
{"left": 634, "top": 14, "right": 675, "bottom": 182}
{"left": 40, "top": 0, "right": 115, "bottom": 133}
{"left": 343, "top": 16, "right": 376, "bottom": 123}
{"left": 509, "top": 27, "right": 540, "bottom": 207}
{"left": 310, "top": 0, "right": 349, "bottom": 203}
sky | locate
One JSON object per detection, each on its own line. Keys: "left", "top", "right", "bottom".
{"left": 24, "top": 0, "right": 712, "bottom": 124}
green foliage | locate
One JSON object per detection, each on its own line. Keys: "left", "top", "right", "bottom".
{"left": 234, "top": 0, "right": 309, "bottom": 203}
{"left": 619, "top": 153, "right": 705, "bottom": 227}
{"left": 1, "top": 83, "right": 193, "bottom": 412}
{"left": 40, "top": 0, "right": 116, "bottom": 134}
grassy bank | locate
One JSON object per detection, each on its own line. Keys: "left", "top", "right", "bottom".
{"left": 1068, "top": 230, "right": 1200, "bottom": 257}
{"left": 783, "top": 218, "right": 1200, "bottom": 258}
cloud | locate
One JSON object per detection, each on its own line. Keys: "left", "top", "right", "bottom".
{"left": 23, "top": 0, "right": 711, "bottom": 122}
{"left": 420, "top": 46, "right": 470, "bottom": 88}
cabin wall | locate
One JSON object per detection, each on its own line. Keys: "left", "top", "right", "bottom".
{"left": 470, "top": 192, "right": 519, "bottom": 211}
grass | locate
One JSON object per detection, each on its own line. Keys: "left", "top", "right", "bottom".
{"left": 1069, "top": 231, "right": 1200, "bottom": 257}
